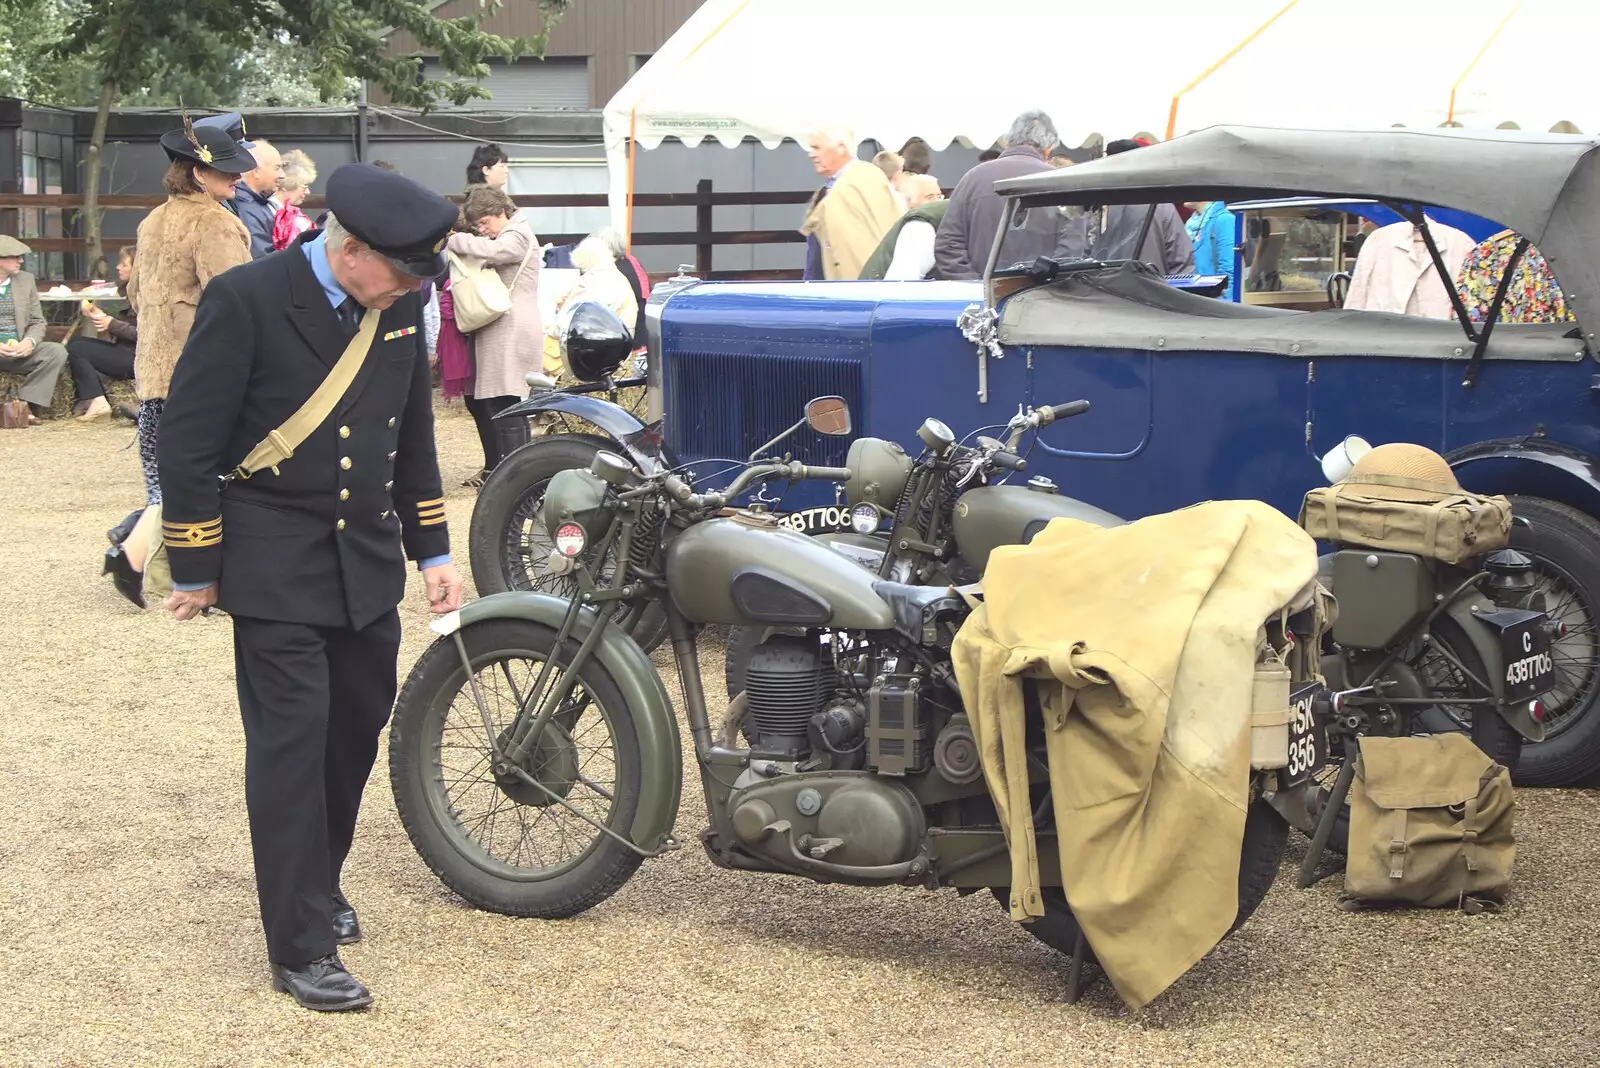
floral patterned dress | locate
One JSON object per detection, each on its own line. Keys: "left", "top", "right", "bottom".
{"left": 1454, "top": 229, "right": 1575, "bottom": 323}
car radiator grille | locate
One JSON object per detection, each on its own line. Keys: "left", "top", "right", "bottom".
{"left": 662, "top": 349, "right": 863, "bottom": 471}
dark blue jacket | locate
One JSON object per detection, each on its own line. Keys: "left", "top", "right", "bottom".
{"left": 232, "top": 184, "right": 277, "bottom": 260}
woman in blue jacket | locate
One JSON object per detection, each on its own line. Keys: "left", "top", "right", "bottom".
{"left": 1185, "top": 201, "right": 1237, "bottom": 292}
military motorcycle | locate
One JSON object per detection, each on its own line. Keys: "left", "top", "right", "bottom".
{"left": 716, "top": 417, "right": 1560, "bottom": 881}
{"left": 388, "top": 396, "right": 1306, "bottom": 972}
{"left": 1268, "top": 441, "right": 1561, "bottom": 876}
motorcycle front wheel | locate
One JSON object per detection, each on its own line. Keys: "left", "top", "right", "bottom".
{"left": 390, "top": 618, "right": 647, "bottom": 917}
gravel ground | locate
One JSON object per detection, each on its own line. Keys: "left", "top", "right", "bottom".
{"left": 2, "top": 406, "right": 1599, "bottom": 1068}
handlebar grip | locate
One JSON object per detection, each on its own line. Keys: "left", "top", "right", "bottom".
{"left": 799, "top": 465, "right": 853, "bottom": 482}
{"left": 991, "top": 451, "right": 1027, "bottom": 472}
{"left": 1049, "top": 400, "right": 1091, "bottom": 420}
{"left": 663, "top": 474, "right": 694, "bottom": 502}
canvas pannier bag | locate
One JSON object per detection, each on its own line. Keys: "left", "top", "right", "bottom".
{"left": 1299, "top": 475, "right": 1511, "bottom": 565}
{"left": 447, "top": 237, "right": 536, "bottom": 334}
{"left": 1342, "top": 733, "right": 1514, "bottom": 912}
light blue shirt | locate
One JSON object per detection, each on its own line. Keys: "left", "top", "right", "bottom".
{"left": 170, "top": 235, "right": 449, "bottom": 592}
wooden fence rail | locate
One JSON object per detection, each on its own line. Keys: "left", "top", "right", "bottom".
{"left": 0, "top": 179, "right": 813, "bottom": 279}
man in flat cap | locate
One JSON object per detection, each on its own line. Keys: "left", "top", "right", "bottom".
{"left": 158, "top": 163, "right": 464, "bottom": 1011}
{"left": 0, "top": 235, "right": 68, "bottom": 422}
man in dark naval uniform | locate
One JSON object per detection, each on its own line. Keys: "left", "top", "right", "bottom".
{"left": 158, "top": 164, "right": 464, "bottom": 1011}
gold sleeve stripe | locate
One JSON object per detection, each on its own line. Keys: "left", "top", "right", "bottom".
{"left": 170, "top": 530, "right": 223, "bottom": 548}
{"left": 417, "top": 506, "right": 447, "bottom": 518}
{"left": 162, "top": 517, "right": 222, "bottom": 533}
{"left": 417, "top": 515, "right": 447, "bottom": 527}
{"left": 163, "top": 519, "right": 224, "bottom": 547}
{"left": 416, "top": 497, "right": 445, "bottom": 508}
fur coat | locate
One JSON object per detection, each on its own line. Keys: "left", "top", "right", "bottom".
{"left": 126, "top": 192, "right": 251, "bottom": 400}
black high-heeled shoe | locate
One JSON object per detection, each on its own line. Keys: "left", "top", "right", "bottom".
{"left": 102, "top": 545, "right": 146, "bottom": 609}
{"left": 106, "top": 508, "right": 142, "bottom": 546}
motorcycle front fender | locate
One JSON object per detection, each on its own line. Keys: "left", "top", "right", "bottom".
{"left": 432, "top": 592, "right": 684, "bottom": 850}
{"left": 494, "top": 393, "right": 678, "bottom": 471}
{"left": 1440, "top": 594, "right": 1547, "bottom": 743}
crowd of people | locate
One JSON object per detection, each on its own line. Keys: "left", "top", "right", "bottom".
{"left": 801, "top": 109, "right": 1236, "bottom": 287}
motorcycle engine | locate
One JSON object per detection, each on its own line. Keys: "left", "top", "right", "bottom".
{"left": 743, "top": 634, "right": 866, "bottom": 768}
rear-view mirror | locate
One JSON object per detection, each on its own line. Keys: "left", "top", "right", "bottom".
{"left": 806, "top": 396, "right": 852, "bottom": 436}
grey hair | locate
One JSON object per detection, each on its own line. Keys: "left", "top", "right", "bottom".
{"left": 1004, "top": 110, "right": 1058, "bottom": 152}
{"left": 808, "top": 121, "right": 856, "bottom": 152}
{"left": 591, "top": 225, "right": 627, "bottom": 260}
{"left": 321, "top": 213, "right": 358, "bottom": 253}
{"left": 279, "top": 148, "right": 317, "bottom": 192}
{"left": 572, "top": 234, "right": 616, "bottom": 273}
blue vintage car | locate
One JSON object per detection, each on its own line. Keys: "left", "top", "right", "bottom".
{"left": 638, "top": 126, "right": 1600, "bottom": 787}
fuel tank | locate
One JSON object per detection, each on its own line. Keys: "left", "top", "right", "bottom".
{"left": 665, "top": 513, "right": 895, "bottom": 629}
{"left": 952, "top": 485, "right": 1124, "bottom": 574}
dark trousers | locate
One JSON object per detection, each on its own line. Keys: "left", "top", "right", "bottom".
{"left": 66, "top": 337, "right": 134, "bottom": 401}
{"left": 464, "top": 393, "right": 516, "bottom": 471}
{"left": 232, "top": 609, "right": 401, "bottom": 964}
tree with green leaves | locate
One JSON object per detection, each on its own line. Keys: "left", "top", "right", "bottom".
{"left": 45, "top": 0, "right": 572, "bottom": 274}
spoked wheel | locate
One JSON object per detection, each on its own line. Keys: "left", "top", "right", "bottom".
{"left": 468, "top": 435, "right": 668, "bottom": 650}
{"left": 1504, "top": 496, "right": 1600, "bottom": 786}
{"left": 1316, "top": 616, "right": 1522, "bottom": 855}
{"left": 390, "top": 619, "right": 647, "bottom": 917}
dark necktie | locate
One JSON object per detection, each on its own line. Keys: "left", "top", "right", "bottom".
{"left": 336, "top": 296, "right": 361, "bottom": 336}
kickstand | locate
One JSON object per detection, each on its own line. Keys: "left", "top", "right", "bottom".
{"left": 1065, "top": 929, "right": 1092, "bottom": 1004}
{"left": 1297, "top": 758, "right": 1357, "bottom": 888}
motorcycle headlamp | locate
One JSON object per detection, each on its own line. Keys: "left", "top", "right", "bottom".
{"left": 554, "top": 522, "right": 587, "bottom": 557}
{"left": 540, "top": 467, "right": 618, "bottom": 557}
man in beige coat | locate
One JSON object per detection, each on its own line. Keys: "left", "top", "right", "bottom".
{"left": 800, "top": 124, "right": 903, "bottom": 281}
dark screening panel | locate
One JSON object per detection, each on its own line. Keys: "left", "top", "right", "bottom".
{"left": 662, "top": 349, "right": 864, "bottom": 472}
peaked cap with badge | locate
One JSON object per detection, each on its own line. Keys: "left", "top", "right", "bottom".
{"left": 324, "top": 163, "right": 458, "bottom": 279}
{"left": 193, "top": 110, "right": 252, "bottom": 149}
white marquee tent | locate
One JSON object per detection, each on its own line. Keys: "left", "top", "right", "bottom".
{"left": 603, "top": 0, "right": 1600, "bottom": 233}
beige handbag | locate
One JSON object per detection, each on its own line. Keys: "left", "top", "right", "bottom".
{"left": 447, "top": 235, "right": 536, "bottom": 334}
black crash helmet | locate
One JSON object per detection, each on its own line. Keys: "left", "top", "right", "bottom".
{"left": 562, "top": 301, "right": 633, "bottom": 382}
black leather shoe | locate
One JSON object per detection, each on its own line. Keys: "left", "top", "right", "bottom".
{"left": 102, "top": 545, "right": 145, "bottom": 609}
{"left": 332, "top": 901, "right": 362, "bottom": 946}
{"left": 269, "top": 954, "right": 372, "bottom": 1012}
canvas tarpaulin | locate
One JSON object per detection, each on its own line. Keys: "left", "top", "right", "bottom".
{"left": 951, "top": 500, "right": 1316, "bottom": 1009}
